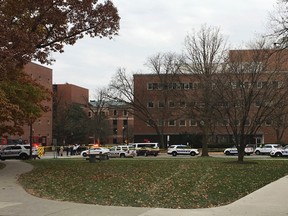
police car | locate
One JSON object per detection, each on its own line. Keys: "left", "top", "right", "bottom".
{"left": 108, "top": 145, "right": 136, "bottom": 158}
{"left": 167, "top": 145, "right": 199, "bottom": 156}
{"left": 270, "top": 145, "right": 288, "bottom": 157}
{"left": 0, "top": 144, "right": 37, "bottom": 160}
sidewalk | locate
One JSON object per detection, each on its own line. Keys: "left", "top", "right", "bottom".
{"left": 0, "top": 160, "right": 288, "bottom": 216}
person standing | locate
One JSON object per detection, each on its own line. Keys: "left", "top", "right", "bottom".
{"left": 59, "top": 146, "right": 64, "bottom": 156}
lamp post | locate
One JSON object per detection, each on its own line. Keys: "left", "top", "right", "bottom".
{"left": 122, "top": 126, "right": 125, "bottom": 144}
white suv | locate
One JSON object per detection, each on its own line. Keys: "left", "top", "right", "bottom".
{"left": 254, "top": 144, "right": 282, "bottom": 155}
{"left": 109, "top": 145, "right": 136, "bottom": 158}
{"left": 0, "top": 144, "right": 36, "bottom": 160}
{"left": 167, "top": 145, "right": 199, "bottom": 156}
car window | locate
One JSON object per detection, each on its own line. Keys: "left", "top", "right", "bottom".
{"left": 11, "top": 146, "right": 22, "bottom": 150}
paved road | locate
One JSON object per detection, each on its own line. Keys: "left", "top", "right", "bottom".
{"left": 1, "top": 159, "right": 288, "bottom": 216}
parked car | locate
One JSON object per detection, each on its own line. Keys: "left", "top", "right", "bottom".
{"left": 0, "top": 144, "right": 37, "bottom": 160}
{"left": 108, "top": 145, "right": 136, "bottom": 158}
{"left": 224, "top": 145, "right": 254, "bottom": 156}
{"left": 254, "top": 144, "right": 282, "bottom": 155}
{"left": 270, "top": 145, "right": 288, "bottom": 157}
{"left": 167, "top": 145, "right": 199, "bottom": 156}
{"left": 80, "top": 147, "right": 109, "bottom": 158}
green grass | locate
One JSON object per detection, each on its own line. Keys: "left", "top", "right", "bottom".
{"left": 18, "top": 157, "right": 288, "bottom": 209}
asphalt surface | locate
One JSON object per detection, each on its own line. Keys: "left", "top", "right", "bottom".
{"left": 0, "top": 158, "right": 288, "bottom": 216}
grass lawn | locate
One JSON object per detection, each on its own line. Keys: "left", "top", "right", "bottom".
{"left": 18, "top": 157, "right": 288, "bottom": 209}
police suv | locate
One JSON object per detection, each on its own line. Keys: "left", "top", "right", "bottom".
{"left": 270, "top": 145, "right": 288, "bottom": 157}
{"left": 0, "top": 144, "right": 37, "bottom": 160}
{"left": 167, "top": 145, "right": 199, "bottom": 156}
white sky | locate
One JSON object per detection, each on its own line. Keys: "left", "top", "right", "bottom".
{"left": 49, "top": 0, "right": 277, "bottom": 99}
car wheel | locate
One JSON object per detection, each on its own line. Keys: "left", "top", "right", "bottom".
{"left": 225, "top": 151, "right": 230, "bottom": 156}
{"left": 255, "top": 150, "right": 260, "bottom": 155}
{"left": 19, "top": 153, "right": 28, "bottom": 160}
{"left": 275, "top": 152, "right": 282, "bottom": 157}
{"left": 120, "top": 153, "right": 125, "bottom": 158}
{"left": 82, "top": 152, "right": 87, "bottom": 157}
{"left": 190, "top": 151, "right": 196, "bottom": 156}
{"left": 172, "top": 152, "right": 177, "bottom": 156}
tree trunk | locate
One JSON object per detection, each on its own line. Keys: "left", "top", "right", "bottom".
{"left": 201, "top": 127, "right": 209, "bottom": 156}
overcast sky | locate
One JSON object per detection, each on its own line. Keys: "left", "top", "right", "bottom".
{"left": 49, "top": 0, "right": 277, "bottom": 98}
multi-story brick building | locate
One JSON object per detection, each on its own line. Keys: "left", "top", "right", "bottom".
{"left": 133, "top": 49, "right": 288, "bottom": 147}
{"left": 53, "top": 83, "right": 89, "bottom": 107}
{"left": 88, "top": 101, "right": 133, "bottom": 145}
{"left": 7, "top": 62, "right": 53, "bottom": 146}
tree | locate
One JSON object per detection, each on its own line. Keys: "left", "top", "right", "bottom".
{"left": 107, "top": 52, "right": 184, "bottom": 148}
{"left": 144, "top": 52, "right": 186, "bottom": 147}
{"left": 87, "top": 88, "right": 110, "bottom": 145}
{"left": 269, "top": 0, "right": 288, "bottom": 48}
{"left": 0, "top": 69, "right": 50, "bottom": 136}
{"left": 214, "top": 40, "right": 288, "bottom": 162}
{"left": 182, "top": 25, "right": 228, "bottom": 156}
{"left": 53, "top": 102, "right": 89, "bottom": 145}
{"left": 0, "top": 0, "right": 120, "bottom": 65}
{"left": 1, "top": 0, "right": 120, "bottom": 136}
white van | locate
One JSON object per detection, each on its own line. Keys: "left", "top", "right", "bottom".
{"left": 128, "top": 143, "right": 159, "bottom": 156}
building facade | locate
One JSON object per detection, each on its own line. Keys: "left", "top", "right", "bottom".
{"left": 7, "top": 62, "right": 53, "bottom": 146}
{"left": 133, "top": 49, "right": 288, "bottom": 148}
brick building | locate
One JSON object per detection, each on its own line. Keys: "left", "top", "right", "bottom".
{"left": 88, "top": 101, "right": 134, "bottom": 145}
{"left": 53, "top": 83, "right": 89, "bottom": 107}
{"left": 8, "top": 62, "right": 53, "bottom": 146}
{"left": 133, "top": 49, "right": 288, "bottom": 147}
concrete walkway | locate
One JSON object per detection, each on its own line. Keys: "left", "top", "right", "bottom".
{"left": 0, "top": 160, "right": 288, "bottom": 216}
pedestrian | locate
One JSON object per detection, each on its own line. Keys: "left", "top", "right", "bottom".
{"left": 66, "top": 145, "right": 70, "bottom": 156}
{"left": 32, "top": 148, "right": 40, "bottom": 159}
{"left": 59, "top": 146, "right": 64, "bottom": 156}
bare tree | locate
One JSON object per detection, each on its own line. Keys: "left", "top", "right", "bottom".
{"left": 214, "top": 40, "right": 288, "bottom": 162}
{"left": 182, "top": 25, "right": 228, "bottom": 156}
{"left": 87, "top": 88, "right": 109, "bottom": 144}
{"left": 143, "top": 52, "right": 186, "bottom": 147}
{"left": 107, "top": 53, "right": 184, "bottom": 148}
{"left": 269, "top": 0, "right": 288, "bottom": 48}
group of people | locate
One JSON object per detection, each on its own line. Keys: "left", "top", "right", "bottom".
{"left": 57, "top": 144, "right": 80, "bottom": 156}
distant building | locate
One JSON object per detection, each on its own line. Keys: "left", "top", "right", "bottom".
{"left": 53, "top": 83, "right": 89, "bottom": 107}
{"left": 88, "top": 101, "right": 134, "bottom": 145}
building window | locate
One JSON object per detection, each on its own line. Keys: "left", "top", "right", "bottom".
{"left": 147, "top": 101, "right": 154, "bottom": 108}
{"left": 179, "top": 101, "right": 186, "bottom": 107}
{"left": 113, "top": 110, "right": 117, "bottom": 116}
{"left": 113, "top": 119, "right": 117, "bottom": 126}
{"left": 179, "top": 120, "right": 186, "bottom": 126}
{"left": 168, "top": 120, "right": 176, "bottom": 126}
{"left": 147, "top": 83, "right": 158, "bottom": 90}
{"left": 123, "top": 110, "right": 128, "bottom": 116}
{"left": 113, "top": 128, "right": 117, "bottom": 135}
{"left": 169, "top": 101, "right": 175, "bottom": 108}
{"left": 189, "top": 119, "right": 197, "bottom": 126}
{"left": 158, "top": 101, "right": 164, "bottom": 108}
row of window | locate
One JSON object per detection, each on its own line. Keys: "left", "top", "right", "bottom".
{"left": 148, "top": 119, "right": 273, "bottom": 127}
{"left": 88, "top": 110, "right": 128, "bottom": 118}
{"left": 147, "top": 101, "right": 268, "bottom": 108}
{"left": 147, "top": 81, "right": 283, "bottom": 91}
